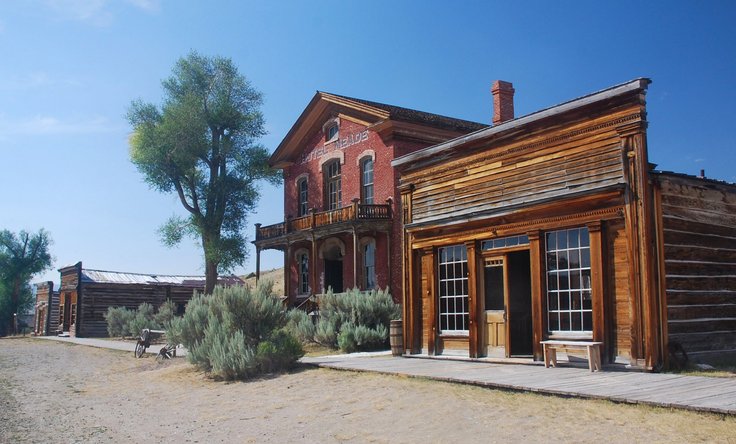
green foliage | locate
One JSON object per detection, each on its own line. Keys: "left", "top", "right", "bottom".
{"left": 154, "top": 299, "right": 177, "bottom": 329}
{"left": 284, "top": 308, "right": 316, "bottom": 344}
{"left": 314, "top": 288, "right": 400, "bottom": 352}
{"left": 170, "top": 283, "right": 303, "bottom": 380}
{"left": 0, "top": 229, "right": 53, "bottom": 336}
{"left": 127, "top": 51, "right": 281, "bottom": 293}
{"left": 127, "top": 302, "right": 156, "bottom": 337}
{"left": 104, "top": 306, "right": 136, "bottom": 338}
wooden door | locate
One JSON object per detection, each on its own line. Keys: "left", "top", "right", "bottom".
{"left": 483, "top": 257, "right": 507, "bottom": 357}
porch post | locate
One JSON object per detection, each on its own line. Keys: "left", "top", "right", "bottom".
{"left": 284, "top": 243, "right": 291, "bottom": 304}
{"left": 528, "top": 230, "right": 545, "bottom": 361}
{"left": 353, "top": 226, "right": 359, "bottom": 290}
{"left": 466, "top": 241, "right": 480, "bottom": 358}
{"left": 255, "top": 245, "right": 261, "bottom": 283}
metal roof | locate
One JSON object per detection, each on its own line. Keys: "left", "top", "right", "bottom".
{"left": 80, "top": 268, "right": 243, "bottom": 287}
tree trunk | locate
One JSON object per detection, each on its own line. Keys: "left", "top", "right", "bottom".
{"left": 204, "top": 260, "right": 218, "bottom": 295}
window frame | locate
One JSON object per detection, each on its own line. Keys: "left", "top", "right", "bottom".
{"left": 324, "top": 160, "right": 342, "bottom": 210}
{"left": 545, "top": 227, "right": 593, "bottom": 337}
{"left": 297, "top": 177, "right": 308, "bottom": 217}
{"left": 297, "top": 251, "right": 310, "bottom": 295}
{"left": 360, "top": 156, "right": 374, "bottom": 204}
{"left": 363, "top": 239, "right": 376, "bottom": 290}
{"left": 437, "top": 244, "right": 469, "bottom": 336}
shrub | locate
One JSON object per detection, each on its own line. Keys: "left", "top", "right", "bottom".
{"left": 284, "top": 308, "right": 316, "bottom": 344}
{"left": 154, "top": 299, "right": 177, "bottom": 329}
{"left": 169, "top": 283, "right": 304, "bottom": 380}
{"left": 315, "top": 288, "right": 400, "bottom": 352}
{"left": 126, "top": 302, "right": 157, "bottom": 337}
{"left": 104, "top": 306, "right": 135, "bottom": 338}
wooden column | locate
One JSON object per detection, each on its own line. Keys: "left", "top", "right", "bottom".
{"left": 255, "top": 245, "right": 261, "bottom": 283}
{"left": 588, "top": 222, "right": 607, "bottom": 359}
{"left": 619, "top": 120, "right": 659, "bottom": 369}
{"left": 352, "top": 226, "right": 359, "bottom": 289}
{"left": 466, "top": 241, "right": 480, "bottom": 358}
{"left": 528, "top": 230, "right": 545, "bottom": 361}
{"left": 284, "top": 244, "right": 291, "bottom": 304}
{"left": 421, "top": 246, "right": 437, "bottom": 355}
{"left": 311, "top": 234, "right": 318, "bottom": 296}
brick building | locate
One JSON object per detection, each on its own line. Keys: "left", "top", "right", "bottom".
{"left": 254, "top": 91, "right": 487, "bottom": 305}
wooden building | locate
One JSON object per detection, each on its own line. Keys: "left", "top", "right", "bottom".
{"left": 52, "top": 262, "right": 243, "bottom": 337}
{"left": 33, "top": 281, "right": 59, "bottom": 336}
{"left": 393, "top": 79, "right": 736, "bottom": 369}
{"left": 254, "top": 92, "right": 486, "bottom": 305}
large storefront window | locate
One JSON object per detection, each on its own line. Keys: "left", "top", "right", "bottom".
{"left": 546, "top": 227, "right": 592, "bottom": 334}
{"left": 438, "top": 245, "right": 469, "bottom": 334}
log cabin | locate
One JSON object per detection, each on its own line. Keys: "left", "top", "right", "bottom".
{"left": 33, "top": 281, "right": 59, "bottom": 336}
{"left": 49, "top": 262, "right": 243, "bottom": 337}
{"left": 393, "top": 79, "right": 736, "bottom": 369}
{"left": 254, "top": 92, "right": 486, "bottom": 306}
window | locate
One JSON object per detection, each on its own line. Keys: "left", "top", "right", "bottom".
{"left": 545, "top": 227, "right": 592, "bottom": 334}
{"left": 360, "top": 157, "right": 374, "bottom": 204}
{"left": 327, "top": 124, "right": 339, "bottom": 141}
{"left": 364, "top": 240, "right": 376, "bottom": 289}
{"left": 438, "top": 245, "right": 469, "bottom": 334}
{"left": 481, "top": 235, "right": 529, "bottom": 251}
{"left": 297, "top": 178, "right": 308, "bottom": 217}
{"left": 324, "top": 160, "right": 341, "bottom": 210}
{"left": 297, "top": 252, "right": 309, "bottom": 295}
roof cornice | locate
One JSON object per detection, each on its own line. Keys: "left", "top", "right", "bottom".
{"left": 392, "top": 78, "right": 651, "bottom": 169}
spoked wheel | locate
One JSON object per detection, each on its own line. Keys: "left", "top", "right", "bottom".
{"left": 134, "top": 341, "right": 146, "bottom": 358}
{"left": 156, "top": 344, "right": 176, "bottom": 361}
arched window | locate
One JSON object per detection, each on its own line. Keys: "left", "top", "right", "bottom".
{"left": 360, "top": 157, "right": 374, "bottom": 204}
{"left": 324, "top": 160, "right": 341, "bottom": 210}
{"left": 363, "top": 240, "right": 376, "bottom": 290}
{"left": 297, "top": 178, "right": 308, "bottom": 217}
{"left": 297, "top": 251, "right": 309, "bottom": 295}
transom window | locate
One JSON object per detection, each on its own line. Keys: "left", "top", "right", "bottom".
{"left": 481, "top": 235, "right": 529, "bottom": 251}
{"left": 297, "top": 178, "right": 308, "bottom": 217}
{"left": 438, "top": 245, "right": 469, "bottom": 334}
{"left": 325, "top": 160, "right": 341, "bottom": 210}
{"left": 545, "top": 227, "right": 592, "bottom": 334}
{"left": 360, "top": 157, "right": 374, "bottom": 204}
{"left": 297, "top": 252, "right": 309, "bottom": 295}
{"left": 363, "top": 240, "right": 376, "bottom": 290}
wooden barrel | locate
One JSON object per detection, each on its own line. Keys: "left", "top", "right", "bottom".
{"left": 390, "top": 319, "right": 403, "bottom": 356}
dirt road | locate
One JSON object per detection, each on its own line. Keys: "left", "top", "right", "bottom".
{"left": 1, "top": 338, "right": 734, "bottom": 443}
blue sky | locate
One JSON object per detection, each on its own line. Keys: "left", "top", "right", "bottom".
{"left": 1, "top": 0, "right": 735, "bottom": 285}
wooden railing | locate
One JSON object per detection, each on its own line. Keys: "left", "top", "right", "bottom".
{"left": 256, "top": 203, "right": 392, "bottom": 241}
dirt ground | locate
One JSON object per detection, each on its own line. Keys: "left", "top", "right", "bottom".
{"left": 1, "top": 338, "right": 735, "bottom": 443}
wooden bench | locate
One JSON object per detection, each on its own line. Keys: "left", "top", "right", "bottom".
{"left": 541, "top": 340, "right": 603, "bottom": 372}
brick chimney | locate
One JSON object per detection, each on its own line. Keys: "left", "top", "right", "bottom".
{"left": 491, "top": 80, "right": 515, "bottom": 125}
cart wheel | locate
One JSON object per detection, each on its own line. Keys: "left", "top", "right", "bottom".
{"left": 135, "top": 341, "right": 146, "bottom": 358}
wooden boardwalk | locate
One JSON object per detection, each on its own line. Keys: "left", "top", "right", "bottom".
{"left": 301, "top": 354, "right": 736, "bottom": 415}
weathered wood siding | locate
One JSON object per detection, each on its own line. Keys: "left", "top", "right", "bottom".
{"left": 77, "top": 283, "right": 198, "bottom": 338}
{"left": 405, "top": 105, "right": 643, "bottom": 226}
{"left": 606, "top": 220, "right": 632, "bottom": 359}
{"left": 659, "top": 174, "right": 736, "bottom": 358}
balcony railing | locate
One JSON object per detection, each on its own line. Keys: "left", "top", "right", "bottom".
{"left": 256, "top": 203, "right": 392, "bottom": 241}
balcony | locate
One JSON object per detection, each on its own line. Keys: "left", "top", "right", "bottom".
{"left": 256, "top": 202, "right": 392, "bottom": 242}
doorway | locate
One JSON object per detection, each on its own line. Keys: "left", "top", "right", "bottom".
{"left": 482, "top": 250, "right": 533, "bottom": 357}
{"left": 324, "top": 259, "right": 343, "bottom": 293}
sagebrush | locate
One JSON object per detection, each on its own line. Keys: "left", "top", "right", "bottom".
{"left": 167, "top": 282, "right": 304, "bottom": 380}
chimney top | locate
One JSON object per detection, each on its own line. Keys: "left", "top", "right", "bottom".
{"left": 491, "top": 80, "right": 515, "bottom": 125}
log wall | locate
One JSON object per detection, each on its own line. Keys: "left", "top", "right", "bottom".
{"left": 658, "top": 174, "right": 736, "bottom": 359}
{"left": 77, "top": 283, "right": 199, "bottom": 338}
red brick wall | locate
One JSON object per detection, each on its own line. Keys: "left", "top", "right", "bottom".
{"left": 281, "top": 119, "right": 431, "bottom": 303}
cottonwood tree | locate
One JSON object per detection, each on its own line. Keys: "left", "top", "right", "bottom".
{"left": 128, "top": 52, "right": 280, "bottom": 293}
{"left": 0, "top": 229, "right": 53, "bottom": 335}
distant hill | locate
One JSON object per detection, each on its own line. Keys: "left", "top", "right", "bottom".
{"left": 242, "top": 267, "right": 284, "bottom": 296}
